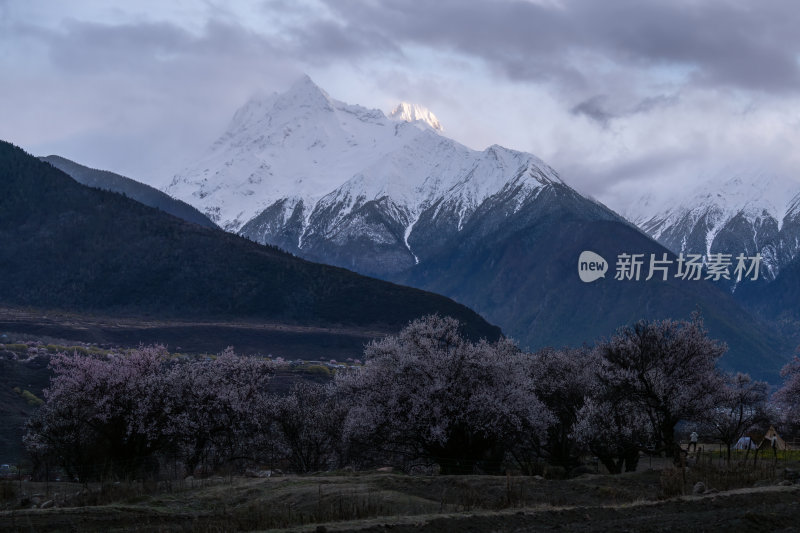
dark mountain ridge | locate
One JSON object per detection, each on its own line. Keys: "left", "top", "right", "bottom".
{"left": 39, "top": 154, "right": 217, "bottom": 229}
{"left": 0, "top": 141, "right": 500, "bottom": 341}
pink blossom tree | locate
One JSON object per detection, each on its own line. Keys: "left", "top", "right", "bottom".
{"left": 594, "top": 314, "right": 725, "bottom": 457}
{"left": 24, "top": 345, "right": 276, "bottom": 480}
{"left": 337, "top": 315, "right": 552, "bottom": 474}
{"left": 773, "top": 355, "right": 800, "bottom": 433}
{"left": 703, "top": 372, "right": 769, "bottom": 463}
{"left": 165, "top": 347, "right": 276, "bottom": 473}
{"left": 24, "top": 345, "right": 176, "bottom": 480}
{"left": 565, "top": 348, "right": 654, "bottom": 473}
{"left": 572, "top": 391, "right": 653, "bottom": 474}
{"left": 271, "top": 382, "right": 347, "bottom": 473}
{"left": 522, "top": 347, "right": 596, "bottom": 471}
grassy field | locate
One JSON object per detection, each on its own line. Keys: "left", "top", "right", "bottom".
{"left": 1, "top": 466, "right": 798, "bottom": 532}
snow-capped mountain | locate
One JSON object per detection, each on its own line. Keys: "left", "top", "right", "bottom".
{"left": 168, "top": 75, "right": 568, "bottom": 275}
{"left": 164, "top": 76, "right": 792, "bottom": 380}
{"left": 628, "top": 171, "right": 800, "bottom": 281}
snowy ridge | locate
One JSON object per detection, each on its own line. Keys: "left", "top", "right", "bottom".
{"left": 629, "top": 169, "right": 800, "bottom": 280}
{"left": 167, "top": 75, "right": 416, "bottom": 231}
{"left": 638, "top": 172, "right": 800, "bottom": 246}
{"left": 787, "top": 190, "right": 800, "bottom": 218}
{"left": 167, "top": 75, "right": 564, "bottom": 261}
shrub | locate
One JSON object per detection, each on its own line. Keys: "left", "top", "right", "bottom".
{"left": 303, "top": 364, "right": 332, "bottom": 377}
{"left": 2, "top": 344, "right": 28, "bottom": 353}
{"left": 20, "top": 389, "right": 44, "bottom": 406}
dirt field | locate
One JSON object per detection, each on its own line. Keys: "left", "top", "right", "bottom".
{"left": 1, "top": 470, "right": 798, "bottom": 532}
{"left": 0, "top": 306, "right": 384, "bottom": 360}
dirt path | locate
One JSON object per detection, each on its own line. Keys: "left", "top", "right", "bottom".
{"left": 309, "top": 486, "right": 800, "bottom": 533}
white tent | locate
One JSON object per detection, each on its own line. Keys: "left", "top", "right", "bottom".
{"left": 733, "top": 436, "right": 757, "bottom": 450}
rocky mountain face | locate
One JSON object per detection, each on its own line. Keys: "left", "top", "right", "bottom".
{"left": 628, "top": 172, "right": 800, "bottom": 284}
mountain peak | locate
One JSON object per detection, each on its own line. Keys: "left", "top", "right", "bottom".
{"left": 278, "top": 74, "right": 334, "bottom": 112}
{"left": 289, "top": 73, "right": 324, "bottom": 93}
{"left": 170, "top": 78, "right": 571, "bottom": 235}
{"left": 389, "top": 102, "right": 443, "bottom": 131}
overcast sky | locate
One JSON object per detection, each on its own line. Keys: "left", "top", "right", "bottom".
{"left": 3, "top": 0, "right": 800, "bottom": 213}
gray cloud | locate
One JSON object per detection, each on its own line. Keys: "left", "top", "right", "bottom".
{"left": 571, "top": 93, "right": 680, "bottom": 127}
{"left": 15, "top": 18, "right": 282, "bottom": 74}
{"left": 3, "top": 0, "right": 800, "bottom": 215}
{"left": 1, "top": 14, "right": 304, "bottom": 181}
{"left": 632, "top": 94, "right": 680, "bottom": 114}
{"left": 571, "top": 96, "right": 615, "bottom": 127}
{"left": 319, "top": 0, "right": 800, "bottom": 95}
{"left": 557, "top": 143, "right": 710, "bottom": 209}
{"left": 284, "top": 19, "right": 403, "bottom": 63}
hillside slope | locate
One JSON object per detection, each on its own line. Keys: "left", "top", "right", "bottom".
{"left": 40, "top": 155, "right": 217, "bottom": 229}
{"left": 0, "top": 141, "right": 500, "bottom": 341}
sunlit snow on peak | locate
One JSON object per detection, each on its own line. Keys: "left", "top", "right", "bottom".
{"left": 389, "top": 102, "right": 443, "bottom": 132}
